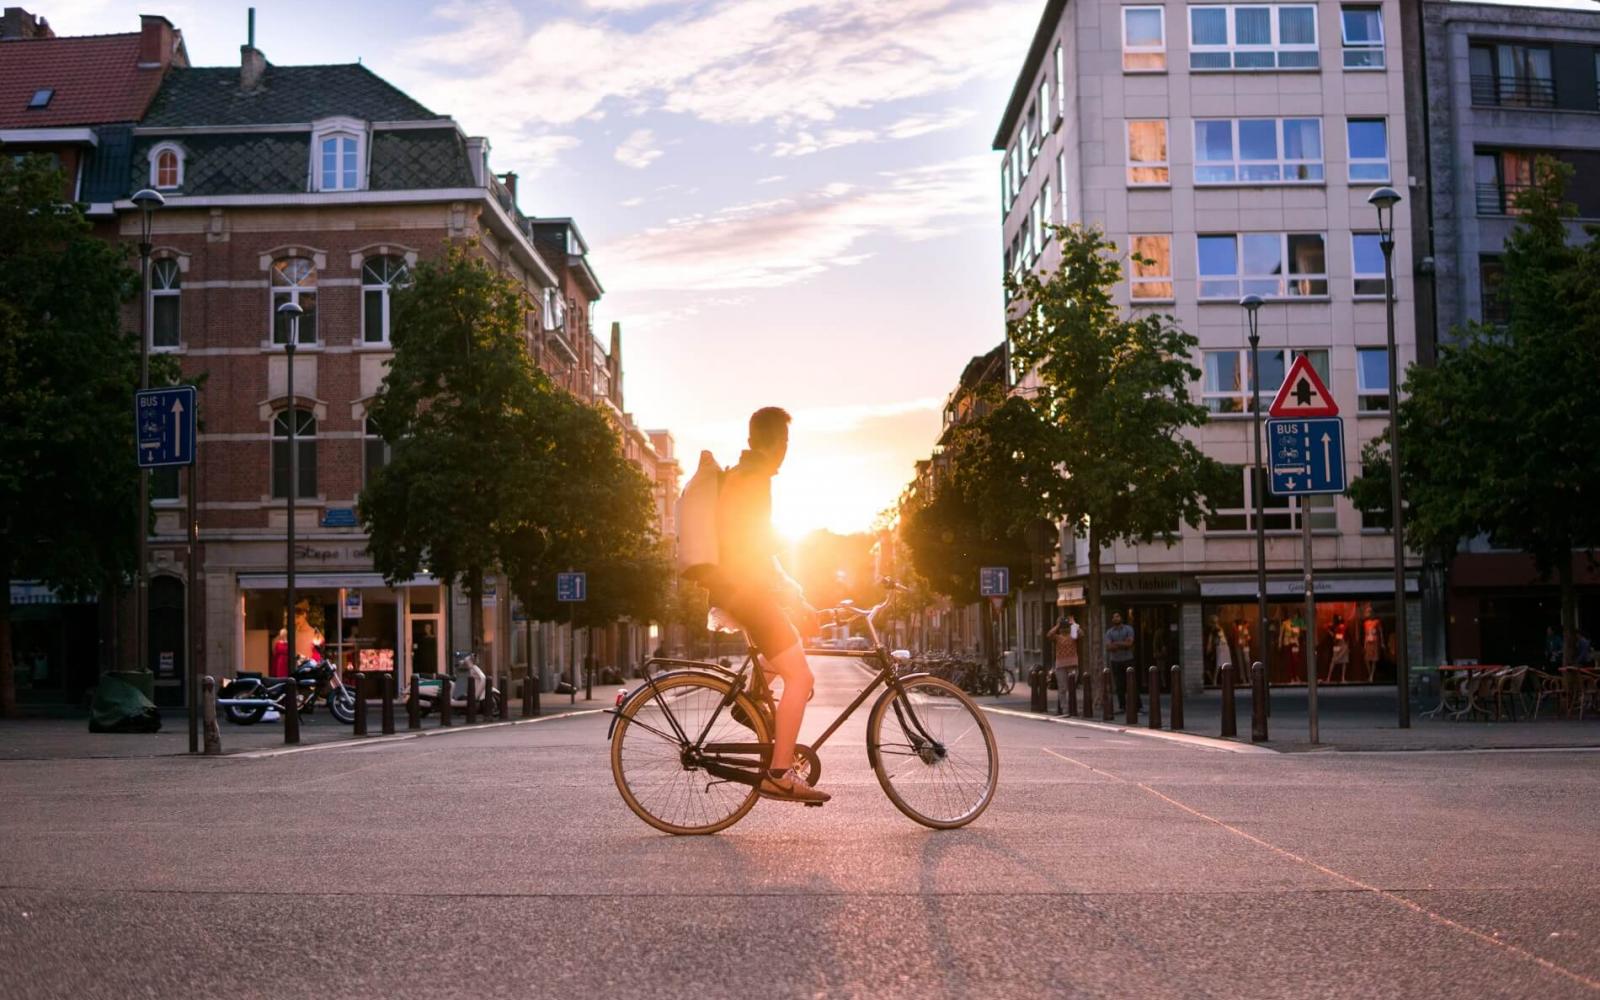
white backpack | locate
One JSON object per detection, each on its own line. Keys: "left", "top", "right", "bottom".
{"left": 675, "top": 450, "right": 723, "bottom": 585}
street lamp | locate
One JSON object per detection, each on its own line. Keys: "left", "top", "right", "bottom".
{"left": 1240, "top": 294, "right": 1268, "bottom": 687}
{"left": 1368, "top": 185, "right": 1409, "bottom": 728}
{"left": 131, "top": 188, "right": 164, "bottom": 675}
{"left": 277, "top": 300, "right": 304, "bottom": 744}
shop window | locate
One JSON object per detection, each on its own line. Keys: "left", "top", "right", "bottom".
{"left": 1347, "top": 119, "right": 1389, "bottom": 183}
{"left": 1197, "top": 232, "right": 1327, "bottom": 299}
{"left": 1340, "top": 5, "right": 1384, "bottom": 69}
{"left": 271, "top": 408, "right": 317, "bottom": 499}
{"left": 363, "top": 417, "right": 391, "bottom": 488}
{"left": 1203, "top": 599, "right": 1397, "bottom": 686}
{"left": 1123, "top": 6, "right": 1167, "bottom": 71}
{"left": 271, "top": 258, "right": 318, "bottom": 344}
{"left": 1126, "top": 120, "right": 1169, "bottom": 186}
{"left": 1130, "top": 235, "right": 1174, "bottom": 301}
{"left": 1357, "top": 347, "right": 1389, "bottom": 412}
{"left": 1194, "top": 117, "right": 1323, "bottom": 184}
{"left": 150, "top": 258, "right": 181, "bottom": 349}
{"left": 362, "top": 255, "right": 409, "bottom": 345}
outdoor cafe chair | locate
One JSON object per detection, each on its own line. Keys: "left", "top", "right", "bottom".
{"left": 1488, "top": 666, "right": 1529, "bottom": 721}
{"left": 1530, "top": 669, "right": 1567, "bottom": 720}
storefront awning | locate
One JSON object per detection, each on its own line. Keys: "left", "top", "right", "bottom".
{"left": 237, "top": 573, "right": 440, "bottom": 590}
{"left": 1199, "top": 575, "right": 1418, "bottom": 599}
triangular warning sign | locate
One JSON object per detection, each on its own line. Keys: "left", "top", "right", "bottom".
{"left": 1268, "top": 355, "right": 1339, "bottom": 417}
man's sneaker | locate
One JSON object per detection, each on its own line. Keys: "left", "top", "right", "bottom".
{"left": 758, "top": 768, "right": 830, "bottom": 805}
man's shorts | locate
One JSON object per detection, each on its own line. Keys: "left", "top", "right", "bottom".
{"left": 716, "top": 586, "right": 800, "bottom": 659}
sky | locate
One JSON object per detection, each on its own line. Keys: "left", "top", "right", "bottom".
{"left": 53, "top": 0, "right": 1593, "bottom": 538}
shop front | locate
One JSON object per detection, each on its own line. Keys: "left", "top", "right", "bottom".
{"left": 236, "top": 572, "right": 442, "bottom": 683}
{"left": 7, "top": 582, "right": 101, "bottom": 707}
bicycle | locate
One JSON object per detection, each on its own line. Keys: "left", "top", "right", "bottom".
{"left": 606, "top": 581, "right": 1000, "bottom": 835}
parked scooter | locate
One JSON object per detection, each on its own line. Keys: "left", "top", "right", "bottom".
{"left": 218, "top": 658, "right": 358, "bottom": 725}
{"left": 407, "top": 650, "right": 501, "bottom": 718}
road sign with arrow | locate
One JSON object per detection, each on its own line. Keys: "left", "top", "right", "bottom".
{"left": 135, "top": 385, "right": 197, "bottom": 468}
{"left": 1268, "top": 355, "right": 1338, "bottom": 418}
{"left": 1266, "top": 417, "right": 1346, "bottom": 495}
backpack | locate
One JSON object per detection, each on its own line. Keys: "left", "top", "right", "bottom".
{"left": 675, "top": 450, "right": 723, "bottom": 585}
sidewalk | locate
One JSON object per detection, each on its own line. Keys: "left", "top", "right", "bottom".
{"left": 0, "top": 689, "right": 618, "bottom": 761}
{"left": 984, "top": 682, "right": 1600, "bottom": 752}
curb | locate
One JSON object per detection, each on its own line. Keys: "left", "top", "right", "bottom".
{"left": 224, "top": 708, "right": 605, "bottom": 759}
{"left": 981, "top": 704, "right": 1278, "bottom": 754}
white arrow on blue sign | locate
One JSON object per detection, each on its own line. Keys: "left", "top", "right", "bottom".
{"left": 1266, "top": 417, "right": 1346, "bottom": 496}
{"left": 556, "top": 572, "right": 587, "bottom": 602}
{"left": 135, "top": 385, "right": 197, "bottom": 468}
{"left": 979, "top": 566, "right": 1010, "bottom": 597}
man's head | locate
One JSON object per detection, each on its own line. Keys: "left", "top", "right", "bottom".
{"left": 1110, "top": 612, "right": 1123, "bottom": 627}
{"left": 749, "top": 406, "right": 792, "bottom": 466}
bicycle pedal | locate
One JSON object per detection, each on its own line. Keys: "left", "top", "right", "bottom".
{"left": 803, "top": 800, "right": 825, "bottom": 808}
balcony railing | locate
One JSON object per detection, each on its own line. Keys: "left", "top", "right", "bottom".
{"left": 1470, "top": 74, "right": 1556, "bottom": 109}
{"left": 1475, "top": 181, "right": 1532, "bottom": 216}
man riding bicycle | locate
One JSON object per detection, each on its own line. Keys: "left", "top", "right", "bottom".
{"left": 709, "top": 407, "right": 829, "bottom": 805}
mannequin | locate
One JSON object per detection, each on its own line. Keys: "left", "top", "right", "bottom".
{"left": 1279, "top": 611, "right": 1304, "bottom": 683}
{"left": 1206, "top": 615, "right": 1232, "bottom": 685}
{"left": 1361, "top": 603, "right": 1385, "bottom": 682}
{"left": 1327, "top": 614, "right": 1350, "bottom": 683}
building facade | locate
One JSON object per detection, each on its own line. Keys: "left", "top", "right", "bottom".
{"left": 994, "top": 0, "right": 1422, "bottom": 689}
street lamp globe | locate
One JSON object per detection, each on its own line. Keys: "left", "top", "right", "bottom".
{"left": 131, "top": 188, "right": 164, "bottom": 242}
{"left": 1239, "top": 294, "right": 1263, "bottom": 344}
{"left": 1367, "top": 186, "right": 1402, "bottom": 237}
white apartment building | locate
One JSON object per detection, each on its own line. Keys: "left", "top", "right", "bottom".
{"left": 994, "top": 0, "right": 1421, "bottom": 689}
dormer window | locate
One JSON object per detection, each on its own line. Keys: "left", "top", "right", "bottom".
{"left": 149, "top": 142, "right": 184, "bottom": 190}
{"left": 320, "top": 134, "right": 358, "bottom": 190}
{"left": 308, "top": 118, "right": 367, "bottom": 192}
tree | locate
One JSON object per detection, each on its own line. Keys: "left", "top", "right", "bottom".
{"left": 1006, "top": 224, "right": 1228, "bottom": 683}
{"left": 1350, "top": 158, "right": 1600, "bottom": 663}
{"left": 0, "top": 156, "right": 159, "bottom": 716}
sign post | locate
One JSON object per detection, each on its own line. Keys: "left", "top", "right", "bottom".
{"left": 1267, "top": 357, "right": 1343, "bottom": 745}
{"left": 557, "top": 572, "right": 587, "bottom": 703}
{"left": 138, "top": 385, "right": 199, "bottom": 751}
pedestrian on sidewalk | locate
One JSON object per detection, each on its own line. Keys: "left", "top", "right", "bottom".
{"left": 1106, "top": 612, "right": 1137, "bottom": 714}
{"left": 1046, "top": 612, "right": 1081, "bottom": 715}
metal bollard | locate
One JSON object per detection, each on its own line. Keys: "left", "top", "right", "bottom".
{"left": 381, "top": 673, "right": 396, "bottom": 735}
{"left": 283, "top": 673, "right": 301, "bottom": 746}
{"left": 1148, "top": 665, "right": 1162, "bottom": 730}
{"left": 439, "top": 675, "right": 453, "bottom": 727}
{"left": 1221, "top": 664, "right": 1237, "bottom": 738}
{"left": 1170, "top": 665, "right": 1184, "bottom": 731}
{"left": 1101, "top": 668, "right": 1114, "bottom": 721}
{"left": 530, "top": 671, "right": 541, "bottom": 717}
{"left": 1065, "top": 671, "right": 1077, "bottom": 717}
{"left": 465, "top": 674, "right": 478, "bottom": 724}
{"left": 498, "top": 675, "right": 509, "bottom": 721}
{"left": 354, "top": 672, "right": 368, "bottom": 737}
{"left": 1079, "top": 669, "right": 1091, "bottom": 718}
{"left": 202, "top": 675, "right": 222, "bottom": 755}
{"left": 407, "top": 673, "right": 421, "bottom": 731}
{"left": 521, "top": 671, "right": 534, "bottom": 718}
{"left": 1251, "top": 661, "right": 1269, "bottom": 743}
{"left": 1122, "top": 667, "right": 1135, "bottom": 724}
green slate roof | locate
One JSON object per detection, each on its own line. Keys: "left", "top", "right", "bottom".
{"left": 142, "top": 63, "right": 442, "bottom": 127}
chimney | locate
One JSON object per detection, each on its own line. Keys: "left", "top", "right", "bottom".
{"left": 138, "top": 15, "right": 175, "bottom": 67}
{"left": 1, "top": 7, "right": 54, "bottom": 40}
{"left": 240, "top": 8, "right": 265, "bottom": 92}
{"left": 501, "top": 171, "right": 518, "bottom": 203}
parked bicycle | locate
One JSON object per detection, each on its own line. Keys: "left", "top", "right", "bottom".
{"left": 606, "top": 580, "right": 1000, "bottom": 835}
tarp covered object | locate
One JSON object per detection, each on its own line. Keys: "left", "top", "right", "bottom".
{"left": 88, "top": 674, "right": 162, "bottom": 733}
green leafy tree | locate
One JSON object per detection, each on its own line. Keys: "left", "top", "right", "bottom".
{"left": 1350, "top": 158, "right": 1600, "bottom": 663}
{"left": 1006, "top": 224, "right": 1228, "bottom": 681}
{"left": 0, "top": 156, "right": 171, "bottom": 716}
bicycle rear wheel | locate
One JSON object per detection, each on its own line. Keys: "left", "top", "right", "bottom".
{"left": 868, "top": 676, "right": 998, "bottom": 829}
{"left": 611, "top": 673, "right": 769, "bottom": 835}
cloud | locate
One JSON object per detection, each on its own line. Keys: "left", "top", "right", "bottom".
{"left": 620, "top": 195, "right": 647, "bottom": 207}
{"left": 600, "top": 155, "right": 992, "bottom": 292}
{"left": 763, "top": 108, "right": 978, "bottom": 158}
{"left": 614, "top": 128, "right": 663, "bottom": 169}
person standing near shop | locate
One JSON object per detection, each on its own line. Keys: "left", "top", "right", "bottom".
{"left": 1046, "top": 612, "right": 1081, "bottom": 715}
{"left": 1105, "top": 611, "right": 1137, "bottom": 714}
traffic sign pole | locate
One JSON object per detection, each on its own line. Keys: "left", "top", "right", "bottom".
{"left": 1303, "top": 496, "right": 1318, "bottom": 745}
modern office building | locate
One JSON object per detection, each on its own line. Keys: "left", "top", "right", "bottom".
{"left": 994, "top": 0, "right": 1422, "bottom": 688}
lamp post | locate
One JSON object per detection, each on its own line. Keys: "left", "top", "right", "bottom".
{"left": 277, "top": 300, "right": 304, "bottom": 744}
{"left": 1368, "top": 186, "right": 1409, "bottom": 728}
{"left": 1240, "top": 294, "right": 1268, "bottom": 691}
{"left": 131, "top": 188, "right": 164, "bottom": 674}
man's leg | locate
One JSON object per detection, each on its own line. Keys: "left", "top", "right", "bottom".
{"left": 761, "top": 644, "right": 813, "bottom": 772}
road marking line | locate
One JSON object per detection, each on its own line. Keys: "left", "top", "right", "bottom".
{"left": 987, "top": 705, "right": 1275, "bottom": 754}
{"left": 1040, "top": 746, "right": 1600, "bottom": 994}
{"left": 227, "top": 709, "right": 604, "bottom": 759}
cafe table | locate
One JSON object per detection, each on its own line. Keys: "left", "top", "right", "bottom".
{"left": 1419, "top": 664, "right": 1506, "bottom": 720}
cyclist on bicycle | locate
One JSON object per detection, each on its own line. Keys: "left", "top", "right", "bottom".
{"left": 710, "top": 407, "right": 829, "bottom": 805}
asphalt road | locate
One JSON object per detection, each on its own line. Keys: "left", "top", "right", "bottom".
{"left": 2, "top": 656, "right": 1597, "bottom": 999}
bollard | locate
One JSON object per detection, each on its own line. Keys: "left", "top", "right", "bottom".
{"left": 1079, "top": 669, "right": 1091, "bottom": 718}
{"left": 530, "top": 671, "right": 541, "bottom": 717}
{"left": 465, "top": 674, "right": 478, "bottom": 725}
{"left": 354, "top": 672, "right": 369, "bottom": 737}
{"left": 283, "top": 673, "right": 301, "bottom": 746}
{"left": 407, "top": 673, "right": 421, "bottom": 731}
{"left": 1251, "top": 661, "right": 1269, "bottom": 743}
{"left": 1125, "top": 667, "right": 1137, "bottom": 725}
{"left": 498, "top": 675, "right": 509, "bottom": 721}
{"left": 1221, "top": 664, "right": 1237, "bottom": 738}
{"left": 381, "top": 673, "right": 396, "bottom": 735}
{"left": 439, "top": 674, "right": 453, "bottom": 727}
{"left": 521, "top": 671, "right": 534, "bottom": 718}
{"left": 1148, "top": 665, "right": 1162, "bottom": 730}
{"left": 1101, "top": 668, "right": 1114, "bottom": 721}
{"left": 202, "top": 675, "right": 222, "bottom": 755}
{"left": 1170, "top": 665, "right": 1184, "bottom": 731}
{"left": 1065, "top": 671, "right": 1077, "bottom": 717}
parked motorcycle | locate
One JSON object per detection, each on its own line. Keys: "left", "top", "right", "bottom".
{"left": 218, "top": 659, "right": 358, "bottom": 725}
{"left": 407, "top": 651, "right": 501, "bottom": 718}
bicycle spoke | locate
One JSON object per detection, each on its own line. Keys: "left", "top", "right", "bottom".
{"left": 871, "top": 676, "right": 997, "bottom": 828}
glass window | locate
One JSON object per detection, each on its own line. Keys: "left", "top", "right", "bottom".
{"left": 1357, "top": 347, "right": 1389, "bottom": 411}
{"left": 150, "top": 466, "right": 180, "bottom": 502}
{"left": 1199, "top": 233, "right": 1327, "bottom": 299}
{"left": 319, "top": 134, "right": 360, "bottom": 191}
{"left": 1190, "top": 5, "right": 1318, "bottom": 70}
{"left": 1022, "top": 112, "right": 1035, "bottom": 169}
{"left": 1241, "top": 233, "right": 1283, "bottom": 296}
{"left": 1472, "top": 44, "right": 1555, "bottom": 107}
{"left": 1058, "top": 150, "right": 1069, "bottom": 220}
{"left": 1193, "top": 118, "right": 1323, "bottom": 184}
{"left": 1130, "top": 235, "right": 1173, "bottom": 301}
{"left": 270, "top": 258, "right": 318, "bottom": 344}
{"left": 1347, "top": 119, "right": 1389, "bottom": 182}
{"left": 1123, "top": 6, "right": 1167, "bottom": 71}
{"left": 153, "top": 148, "right": 180, "bottom": 189}
{"left": 363, "top": 417, "right": 391, "bottom": 488}
{"left": 1039, "top": 79, "right": 1051, "bottom": 132}
{"left": 1204, "top": 464, "right": 1303, "bottom": 532}
{"left": 1197, "top": 234, "right": 1240, "bottom": 298}
{"left": 1000, "top": 161, "right": 1010, "bottom": 213}
{"left": 1480, "top": 255, "right": 1509, "bottom": 325}
{"left": 1203, "top": 352, "right": 1248, "bottom": 414}
{"left": 1126, "top": 120, "right": 1169, "bottom": 185}
{"left": 1056, "top": 43, "right": 1067, "bottom": 118}
{"left": 1207, "top": 463, "right": 1249, "bottom": 528}
{"left": 1352, "top": 233, "right": 1386, "bottom": 297}
{"left": 361, "top": 255, "right": 409, "bottom": 345}
{"left": 1286, "top": 234, "right": 1328, "bottom": 296}
{"left": 1341, "top": 6, "right": 1384, "bottom": 69}
{"left": 271, "top": 409, "right": 317, "bottom": 500}
{"left": 150, "top": 258, "right": 181, "bottom": 349}
{"left": 1040, "top": 179, "right": 1053, "bottom": 236}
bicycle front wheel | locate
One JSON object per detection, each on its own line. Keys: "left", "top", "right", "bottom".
{"left": 611, "top": 673, "right": 769, "bottom": 836}
{"left": 867, "top": 676, "right": 998, "bottom": 829}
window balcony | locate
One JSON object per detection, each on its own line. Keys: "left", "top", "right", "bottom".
{"left": 1475, "top": 182, "right": 1531, "bottom": 216}
{"left": 1470, "top": 74, "right": 1556, "bottom": 109}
